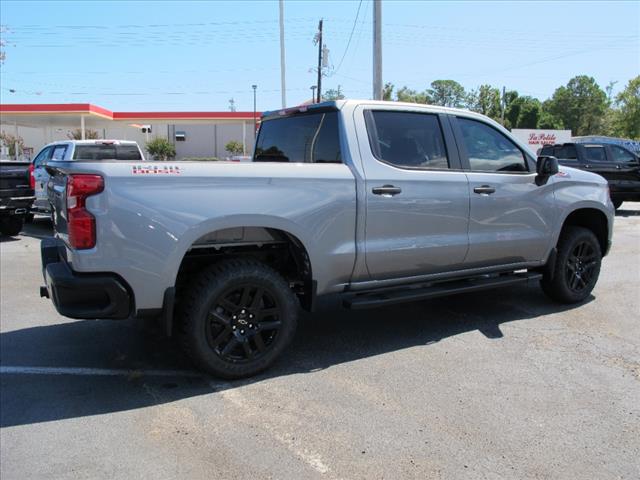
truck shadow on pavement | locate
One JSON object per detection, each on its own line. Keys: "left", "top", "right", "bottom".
{"left": 615, "top": 208, "right": 640, "bottom": 217}
{"left": 0, "top": 216, "right": 52, "bottom": 243}
{"left": 20, "top": 216, "right": 53, "bottom": 240}
{"left": 1, "top": 285, "right": 592, "bottom": 428}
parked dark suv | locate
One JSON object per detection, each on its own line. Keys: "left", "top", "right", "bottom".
{"left": 540, "top": 142, "right": 640, "bottom": 209}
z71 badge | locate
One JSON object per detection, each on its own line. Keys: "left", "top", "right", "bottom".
{"left": 132, "top": 165, "right": 182, "bottom": 175}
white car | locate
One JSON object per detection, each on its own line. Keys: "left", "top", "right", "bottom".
{"left": 31, "top": 140, "right": 145, "bottom": 215}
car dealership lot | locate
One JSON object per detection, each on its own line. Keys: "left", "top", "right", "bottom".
{"left": 1, "top": 208, "right": 639, "bottom": 480}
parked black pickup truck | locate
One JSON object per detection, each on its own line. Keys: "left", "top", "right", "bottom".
{"left": 540, "top": 142, "right": 640, "bottom": 209}
{"left": 0, "top": 161, "right": 35, "bottom": 236}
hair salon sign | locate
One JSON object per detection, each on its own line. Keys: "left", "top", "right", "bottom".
{"left": 512, "top": 129, "right": 572, "bottom": 154}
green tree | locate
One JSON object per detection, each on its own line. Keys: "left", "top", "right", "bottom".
{"left": 322, "top": 85, "right": 345, "bottom": 101}
{"left": 504, "top": 95, "right": 543, "bottom": 129}
{"left": 225, "top": 140, "right": 244, "bottom": 156}
{"left": 382, "top": 82, "right": 395, "bottom": 101}
{"left": 427, "top": 80, "right": 466, "bottom": 108}
{"left": 538, "top": 107, "right": 564, "bottom": 129}
{"left": 516, "top": 97, "right": 543, "bottom": 129}
{"left": 396, "top": 86, "right": 429, "bottom": 104}
{"left": 145, "top": 138, "right": 176, "bottom": 161}
{"left": 544, "top": 75, "right": 608, "bottom": 135}
{"left": 612, "top": 75, "right": 640, "bottom": 139}
{"left": 466, "top": 84, "right": 502, "bottom": 119}
{"left": 67, "top": 128, "right": 99, "bottom": 140}
{"left": 0, "top": 132, "right": 24, "bottom": 158}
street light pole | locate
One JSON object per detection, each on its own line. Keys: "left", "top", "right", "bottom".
{"left": 310, "top": 85, "right": 317, "bottom": 103}
{"left": 252, "top": 84, "right": 257, "bottom": 141}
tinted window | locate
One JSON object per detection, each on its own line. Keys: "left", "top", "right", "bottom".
{"left": 255, "top": 111, "right": 342, "bottom": 163}
{"left": 51, "top": 145, "right": 67, "bottom": 161}
{"left": 584, "top": 145, "right": 606, "bottom": 162}
{"left": 366, "top": 111, "right": 449, "bottom": 169}
{"left": 610, "top": 145, "right": 636, "bottom": 163}
{"left": 33, "top": 146, "right": 52, "bottom": 167}
{"left": 458, "top": 118, "right": 527, "bottom": 172}
{"left": 540, "top": 145, "right": 553, "bottom": 156}
{"left": 73, "top": 144, "right": 142, "bottom": 160}
{"left": 553, "top": 145, "right": 578, "bottom": 160}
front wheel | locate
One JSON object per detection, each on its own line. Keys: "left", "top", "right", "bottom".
{"left": 541, "top": 226, "right": 602, "bottom": 304}
{"left": 179, "top": 259, "right": 298, "bottom": 379}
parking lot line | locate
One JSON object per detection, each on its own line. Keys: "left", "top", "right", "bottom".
{"left": 0, "top": 365, "right": 203, "bottom": 378}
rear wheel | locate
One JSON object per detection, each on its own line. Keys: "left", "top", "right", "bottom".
{"left": 180, "top": 259, "right": 298, "bottom": 378}
{"left": 0, "top": 216, "right": 24, "bottom": 236}
{"left": 541, "top": 226, "right": 601, "bottom": 303}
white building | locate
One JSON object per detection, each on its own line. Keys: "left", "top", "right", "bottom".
{"left": 0, "top": 103, "right": 259, "bottom": 160}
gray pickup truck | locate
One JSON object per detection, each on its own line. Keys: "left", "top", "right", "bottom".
{"left": 40, "top": 100, "right": 614, "bottom": 378}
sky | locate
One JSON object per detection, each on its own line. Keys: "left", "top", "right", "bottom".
{"left": 0, "top": 0, "right": 638, "bottom": 113}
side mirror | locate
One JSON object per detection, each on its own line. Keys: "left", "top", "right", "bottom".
{"left": 536, "top": 155, "right": 559, "bottom": 185}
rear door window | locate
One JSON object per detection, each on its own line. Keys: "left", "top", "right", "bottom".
{"left": 365, "top": 111, "right": 450, "bottom": 169}
{"left": 254, "top": 111, "right": 342, "bottom": 163}
{"left": 73, "top": 144, "right": 142, "bottom": 160}
{"left": 51, "top": 145, "right": 67, "bottom": 161}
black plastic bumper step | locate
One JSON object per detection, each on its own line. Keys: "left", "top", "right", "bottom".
{"left": 344, "top": 271, "right": 542, "bottom": 309}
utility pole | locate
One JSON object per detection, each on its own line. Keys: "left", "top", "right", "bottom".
{"left": 372, "top": 0, "right": 382, "bottom": 100}
{"left": 316, "top": 19, "right": 323, "bottom": 103}
{"left": 501, "top": 85, "right": 506, "bottom": 125}
{"left": 252, "top": 85, "right": 257, "bottom": 141}
{"left": 279, "top": 0, "right": 287, "bottom": 108}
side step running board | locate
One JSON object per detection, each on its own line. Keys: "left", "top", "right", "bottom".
{"left": 344, "top": 272, "right": 542, "bottom": 310}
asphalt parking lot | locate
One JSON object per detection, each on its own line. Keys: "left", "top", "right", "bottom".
{"left": 1, "top": 207, "right": 639, "bottom": 480}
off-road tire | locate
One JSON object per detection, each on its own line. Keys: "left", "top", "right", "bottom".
{"left": 179, "top": 258, "right": 298, "bottom": 379}
{"left": 541, "top": 226, "right": 601, "bottom": 304}
{"left": 0, "top": 216, "right": 24, "bottom": 236}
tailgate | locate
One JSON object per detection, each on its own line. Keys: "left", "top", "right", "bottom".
{"left": 0, "top": 162, "right": 31, "bottom": 191}
{"left": 46, "top": 165, "right": 69, "bottom": 236}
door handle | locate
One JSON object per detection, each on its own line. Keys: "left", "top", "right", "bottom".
{"left": 473, "top": 185, "right": 496, "bottom": 195}
{"left": 372, "top": 185, "right": 402, "bottom": 196}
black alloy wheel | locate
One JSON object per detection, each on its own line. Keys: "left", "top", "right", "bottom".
{"left": 564, "top": 241, "right": 599, "bottom": 293}
{"left": 206, "top": 285, "right": 283, "bottom": 363}
{"left": 180, "top": 259, "right": 298, "bottom": 378}
{"left": 541, "top": 226, "right": 602, "bottom": 304}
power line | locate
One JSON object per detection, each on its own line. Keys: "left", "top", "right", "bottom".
{"left": 333, "top": 0, "right": 363, "bottom": 74}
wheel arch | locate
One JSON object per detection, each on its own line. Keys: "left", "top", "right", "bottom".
{"left": 559, "top": 207, "right": 610, "bottom": 256}
{"left": 171, "top": 221, "right": 315, "bottom": 313}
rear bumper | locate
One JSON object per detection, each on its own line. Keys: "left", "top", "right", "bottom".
{"left": 40, "top": 237, "right": 132, "bottom": 319}
{"left": 0, "top": 194, "right": 35, "bottom": 215}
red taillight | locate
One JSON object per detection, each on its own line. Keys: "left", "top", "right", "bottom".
{"left": 67, "top": 174, "right": 104, "bottom": 249}
{"left": 29, "top": 164, "right": 35, "bottom": 189}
